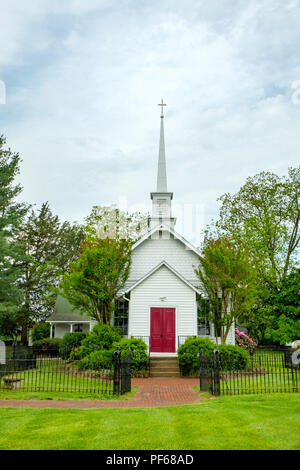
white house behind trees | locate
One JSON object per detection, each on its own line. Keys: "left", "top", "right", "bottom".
{"left": 47, "top": 103, "right": 235, "bottom": 354}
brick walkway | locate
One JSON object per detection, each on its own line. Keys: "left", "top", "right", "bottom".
{"left": 0, "top": 378, "right": 200, "bottom": 409}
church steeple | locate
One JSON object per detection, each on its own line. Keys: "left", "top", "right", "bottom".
{"left": 149, "top": 100, "right": 176, "bottom": 230}
{"left": 157, "top": 99, "right": 167, "bottom": 192}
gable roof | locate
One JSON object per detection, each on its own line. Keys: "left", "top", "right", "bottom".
{"left": 47, "top": 296, "right": 90, "bottom": 322}
{"left": 122, "top": 260, "right": 202, "bottom": 295}
{"left": 132, "top": 223, "right": 200, "bottom": 257}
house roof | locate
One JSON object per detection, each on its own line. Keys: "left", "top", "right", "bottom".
{"left": 122, "top": 260, "right": 202, "bottom": 295}
{"left": 47, "top": 296, "right": 90, "bottom": 323}
{"left": 132, "top": 223, "right": 200, "bottom": 257}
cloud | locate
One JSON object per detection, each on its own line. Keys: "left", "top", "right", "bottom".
{"left": 0, "top": 0, "right": 300, "bottom": 244}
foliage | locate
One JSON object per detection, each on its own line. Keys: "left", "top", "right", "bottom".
{"left": 79, "top": 324, "right": 122, "bottom": 358}
{"left": 195, "top": 237, "right": 258, "bottom": 344}
{"left": 217, "top": 344, "right": 251, "bottom": 371}
{"left": 32, "top": 338, "right": 61, "bottom": 354}
{"left": 16, "top": 202, "right": 83, "bottom": 343}
{"left": 58, "top": 332, "right": 88, "bottom": 359}
{"left": 85, "top": 206, "right": 148, "bottom": 242}
{"left": 235, "top": 328, "right": 257, "bottom": 354}
{"left": 0, "top": 310, "right": 21, "bottom": 339}
{"left": 59, "top": 236, "right": 132, "bottom": 324}
{"left": 79, "top": 349, "right": 113, "bottom": 370}
{"left": 112, "top": 338, "right": 149, "bottom": 371}
{"left": 177, "top": 337, "right": 215, "bottom": 376}
{"left": 217, "top": 167, "right": 300, "bottom": 282}
{"left": 0, "top": 136, "right": 28, "bottom": 339}
{"left": 263, "top": 268, "right": 300, "bottom": 345}
{"left": 31, "top": 322, "right": 50, "bottom": 343}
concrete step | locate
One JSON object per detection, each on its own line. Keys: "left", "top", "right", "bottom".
{"left": 150, "top": 365, "right": 179, "bottom": 371}
{"left": 150, "top": 371, "right": 181, "bottom": 377}
{"left": 150, "top": 357, "right": 181, "bottom": 377}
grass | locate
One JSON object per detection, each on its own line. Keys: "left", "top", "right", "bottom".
{"left": 219, "top": 370, "right": 300, "bottom": 394}
{"left": 0, "top": 360, "right": 114, "bottom": 396}
{"left": 0, "top": 393, "right": 299, "bottom": 450}
{"left": 0, "top": 387, "right": 137, "bottom": 401}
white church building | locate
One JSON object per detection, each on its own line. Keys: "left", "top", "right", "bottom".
{"left": 48, "top": 103, "right": 235, "bottom": 353}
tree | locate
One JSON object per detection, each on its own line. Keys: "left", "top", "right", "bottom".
{"left": 85, "top": 206, "right": 148, "bottom": 241}
{"left": 195, "top": 238, "right": 258, "bottom": 344}
{"left": 0, "top": 136, "right": 28, "bottom": 338}
{"left": 215, "top": 167, "right": 300, "bottom": 344}
{"left": 217, "top": 167, "right": 300, "bottom": 282}
{"left": 0, "top": 310, "right": 21, "bottom": 340}
{"left": 16, "top": 202, "right": 83, "bottom": 342}
{"left": 59, "top": 236, "right": 132, "bottom": 325}
{"left": 264, "top": 269, "right": 300, "bottom": 345}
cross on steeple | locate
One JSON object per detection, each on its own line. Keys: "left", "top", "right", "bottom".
{"left": 158, "top": 98, "right": 167, "bottom": 117}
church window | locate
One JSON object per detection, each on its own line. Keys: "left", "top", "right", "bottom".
{"left": 114, "top": 299, "right": 129, "bottom": 335}
{"left": 197, "top": 298, "right": 210, "bottom": 336}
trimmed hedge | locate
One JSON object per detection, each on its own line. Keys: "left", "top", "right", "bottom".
{"left": 113, "top": 338, "right": 149, "bottom": 371}
{"left": 59, "top": 332, "right": 88, "bottom": 359}
{"left": 217, "top": 344, "right": 251, "bottom": 371}
{"left": 178, "top": 337, "right": 251, "bottom": 375}
{"left": 178, "top": 337, "right": 215, "bottom": 376}
{"left": 32, "top": 338, "right": 61, "bottom": 355}
{"left": 31, "top": 323, "right": 50, "bottom": 343}
{"left": 79, "top": 337, "right": 149, "bottom": 372}
{"left": 79, "top": 349, "right": 113, "bottom": 370}
{"left": 79, "top": 324, "right": 122, "bottom": 358}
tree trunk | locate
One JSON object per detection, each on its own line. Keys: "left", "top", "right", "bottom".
{"left": 21, "top": 324, "right": 28, "bottom": 346}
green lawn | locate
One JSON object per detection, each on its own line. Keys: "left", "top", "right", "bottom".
{"left": 220, "top": 370, "right": 300, "bottom": 394}
{"left": 0, "top": 361, "right": 114, "bottom": 396}
{"left": 0, "top": 393, "right": 299, "bottom": 450}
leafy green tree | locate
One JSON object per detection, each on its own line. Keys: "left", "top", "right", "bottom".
{"left": 195, "top": 238, "right": 258, "bottom": 344}
{"left": 264, "top": 269, "right": 300, "bottom": 345}
{"left": 59, "top": 236, "right": 132, "bottom": 325}
{"left": 16, "top": 202, "right": 83, "bottom": 342}
{"left": 217, "top": 167, "right": 300, "bottom": 282}
{"left": 0, "top": 136, "right": 28, "bottom": 339}
{"left": 0, "top": 310, "right": 21, "bottom": 340}
{"left": 85, "top": 206, "right": 147, "bottom": 241}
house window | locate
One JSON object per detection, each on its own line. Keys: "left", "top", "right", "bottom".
{"left": 197, "top": 298, "right": 210, "bottom": 336}
{"left": 114, "top": 299, "right": 128, "bottom": 335}
{"left": 73, "top": 324, "right": 83, "bottom": 333}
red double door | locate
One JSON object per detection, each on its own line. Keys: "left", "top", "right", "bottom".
{"left": 150, "top": 308, "right": 176, "bottom": 353}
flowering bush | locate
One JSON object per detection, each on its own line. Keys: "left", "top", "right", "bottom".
{"left": 235, "top": 328, "right": 257, "bottom": 354}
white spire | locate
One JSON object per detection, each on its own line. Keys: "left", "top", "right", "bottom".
{"left": 156, "top": 99, "right": 167, "bottom": 192}
{"left": 149, "top": 99, "right": 176, "bottom": 230}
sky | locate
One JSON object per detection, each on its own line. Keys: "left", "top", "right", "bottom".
{"left": 0, "top": 0, "right": 300, "bottom": 245}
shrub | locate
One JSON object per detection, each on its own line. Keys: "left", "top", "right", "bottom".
{"left": 112, "top": 338, "right": 149, "bottom": 371}
{"left": 235, "top": 328, "right": 257, "bottom": 354}
{"left": 32, "top": 338, "right": 61, "bottom": 355}
{"left": 217, "top": 344, "right": 251, "bottom": 371}
{"left": 79, "top": 349, "right": 113, "bottom": 370}
{"left": 59, "top": 332, "right": 88, "bottom": 359}
{"left": 79, "top": 324, "right": 122, "bottom": 358}
{"left": 31, "top": 323, "right": 50, "bottom": 343}
{"left": 177, "top": 337, "right": 215, "bottom": 376}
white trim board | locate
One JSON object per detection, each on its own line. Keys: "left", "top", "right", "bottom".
{"left": 123, "top": 260, "right": 202, "bottom": 295}
{"left": 132, "top": 224, "right": 200, "bottom": 257}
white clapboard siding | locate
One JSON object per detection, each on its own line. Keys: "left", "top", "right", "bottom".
{"left": 125, "top": 236, "right": 200, "bottom": 291}
{"left": 129, "top": 265, "right": 197, "bottom": 339}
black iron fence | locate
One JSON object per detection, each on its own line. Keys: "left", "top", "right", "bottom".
{"left": 200, "top": 349, "right": 300, "bottom": 396}
{"left": 0, "top": 348, "right": 131, "bottom": 396}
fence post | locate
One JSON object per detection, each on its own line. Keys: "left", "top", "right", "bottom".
{"left": 113, "top": 346, "right": 121, "bottom": 395}
{"left": 213, "top": 348, "right": 220, "bottom": 396}
{"left": 199, "top": 353, "right": 203, "bottom": 391}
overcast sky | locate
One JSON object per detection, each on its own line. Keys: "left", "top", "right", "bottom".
{"left": 1, "top": 0, "right": 300, "bottom": 245}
